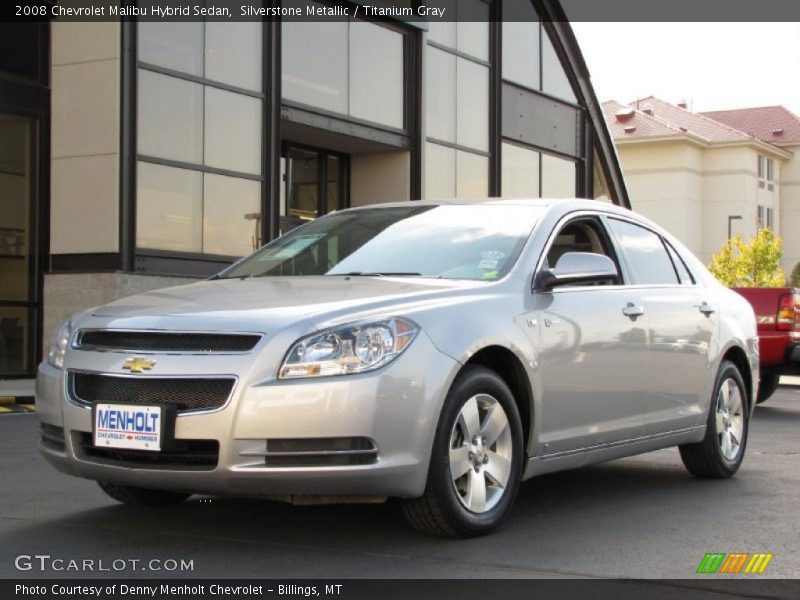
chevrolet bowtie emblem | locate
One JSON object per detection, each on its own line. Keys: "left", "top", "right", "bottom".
{"left": 122, "top": 357, "right": 157, "bottom": 373}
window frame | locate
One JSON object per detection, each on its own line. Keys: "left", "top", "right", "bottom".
{"left": 532, "top": 211, "right": 626, "bottom": 293}
{"left": 603, "top": 216, "right": 686, "bottom": 288}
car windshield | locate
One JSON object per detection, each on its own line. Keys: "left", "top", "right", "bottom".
{"left": 218, "top": 204, "right": 543, "bottom": 281}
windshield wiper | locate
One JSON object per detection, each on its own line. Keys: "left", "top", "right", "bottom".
{"left": 337, "top": 271, "right": 423, "bottom": 277}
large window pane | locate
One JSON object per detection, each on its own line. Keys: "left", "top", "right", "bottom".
{"left": 542, "top": 32, "right": 577, "bottom": 103}
{"left": 137, "top": 70, "right": 203, "bottom": 163}
{"left": 502, "top": 142, "right": 540, "bottom": 198}
{"left": 425, "top": 47, "right": 456, "bottom": 143}
{"left": 349, "top": 22, "right": 404, "bottom": 128}
{"left": 137, "top": 162, "right": 202, "bottom": 252}
{"left": 286, "top": 148, "right": 319, "bottom": 225}
{"left": 502, "top": 21, "right": 540, "bottom": 91}
{"left": 0, "top": 306, "right": 33, "bottom": 375}
{"left": 456, "top": 0, "right": 489, "bottom": 61}
{"left": 0, "top": 114, "right": 31, "bottom": 302}
{"left": 424, "top": 142, "right": 455, "bottom": 200}
{"left": 204, "top": 87, "right": 262, "bottom": 175}
{"left": 138, "top": 22, "right": 203, "bottom": 76}
{"left": 456, "top": 151, "right": 488, "bottom": 198}
{"left": 205, "top": 22, "right": 262, "bottom": 92}
{"left": 281, "top": 20, "right": 348, "bottom": 114}
{"left": 541, "top": 153, "right": 576, "bottom": 198}
{"left": 426, "top": 0, "right": 456, "bottom": 48}
{"left": 457, "top": 58, "right": 489, "bottom": 152}
{"left": 203, "top": 173, "right": 261, "bottom": 257}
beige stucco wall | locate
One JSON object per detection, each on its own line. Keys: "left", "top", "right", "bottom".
{"left": 50, "top": 22, "right": 121, "bottom": 254}
{"left": 779, "top": 144, "right": 800, "bottom": 278}
{"left": 617, "top": 141, "right": 704, "bottom": 258}
{"left": 617, "top": 139, "right": 792, "bottom": 269}
{"left": 350, "top": 151, "right": 411, "bottom": 207}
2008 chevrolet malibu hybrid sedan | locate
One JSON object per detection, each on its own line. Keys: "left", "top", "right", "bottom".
{"left": 37, "top": 199, "right": 759, "bottom": 537}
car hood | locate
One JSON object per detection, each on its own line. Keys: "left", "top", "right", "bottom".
{"left": 91, "top": 276, "right": 482, "bottom": 324}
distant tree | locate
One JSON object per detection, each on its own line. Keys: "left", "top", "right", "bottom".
{"left": 708, "top": 228, "right": 785, "bottom": 287}
{"left": 791, "top": 262, "right": 800, "bottom": 288}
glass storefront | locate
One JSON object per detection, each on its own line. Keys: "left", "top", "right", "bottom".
{"left": 0, "top": 114, "right": 38, "bottom": 376}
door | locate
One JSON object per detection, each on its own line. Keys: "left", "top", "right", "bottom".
{"left": 531, "top": 217, "right": 648, "bottom": 455}
{"left": 280, "top": 145, "right": 347, "bottom": 234}
{"left": 0, "top": 113, "right": 39, "bottom": 377}
{"left": 605, "top": 218, "right": 715, "bottom": 435}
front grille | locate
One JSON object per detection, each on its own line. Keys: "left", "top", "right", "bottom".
{"left": 78, "top": 433, "right": 219, "bottom": 469}
{"left": 70, "top": 372, "right": 235, "bottom": 413}
{"left": 241, "top": 437, "right": 379, "bottom": 467}
{"left": 40, "top": 424, "right": 66, "bottom": 452}
{"left": 76, "top": 330, "right": 261, "bottom": 353}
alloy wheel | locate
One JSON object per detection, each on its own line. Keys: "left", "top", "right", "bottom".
{"left": 716, "top": 378, "right": 745, "bottom": 461}
{"left": 449, "top": 394, "right": 513, "bottom": 513}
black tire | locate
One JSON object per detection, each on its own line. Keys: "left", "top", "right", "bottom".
{"left": 402, "top": 365, "right": 524, "bottom": 537}
{"left": 98, "top": 481, "right": 191, "bottom": 506}
{"left": 756, "top": 373, "right": 779, "bottom": 405}
{"left": 679, "top": 360, "right": 749, "bottom": 478}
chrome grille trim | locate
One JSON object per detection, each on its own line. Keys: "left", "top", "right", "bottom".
{"left": 66, "top": 371, "right": 237, "bottom": 414}
{"left": 73, "top": 329, "right": 262, "bottom": 354}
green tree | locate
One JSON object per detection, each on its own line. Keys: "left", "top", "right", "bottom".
{"left": 708, "top": 228, "right": 785, "bottom": 287}
{"left": 791, "top": 262, "right": 800, "bottom": 287}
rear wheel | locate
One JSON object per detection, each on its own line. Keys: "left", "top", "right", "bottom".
{"left": 679, "top": 360, "right": 749, "bottom": 478}
{"left": 402, "top": 365, "right": 523, "bottom": 537}
{"left": 756, "top": 373, "right": 779, "bottom": 404}
{"left": 98, "top": 481, "right": 191, "bottom": 506}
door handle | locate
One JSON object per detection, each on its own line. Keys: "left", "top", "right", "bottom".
{"left": 698, "top": 302, "right": 716, "bottom": 316}
{"left": 622, "top": 303, "right": 645, "bottom": 318}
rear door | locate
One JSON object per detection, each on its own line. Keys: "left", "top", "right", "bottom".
{"left": 605, "top": 218, "right": 715, "bottom": 435}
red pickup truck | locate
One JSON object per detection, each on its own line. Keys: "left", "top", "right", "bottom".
{"left": 733, "top": 287, "right": 800, "bottom": 403}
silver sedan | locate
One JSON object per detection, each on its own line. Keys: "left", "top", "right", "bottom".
{"left": 37, "top": 199, "right": 759, "bottom": 537}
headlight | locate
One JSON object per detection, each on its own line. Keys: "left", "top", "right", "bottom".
{"left": 279, "top": 318, "right": 418, "bottom": 379}
{"left": 47, "top": 319, "right": 73, "bottom": 370}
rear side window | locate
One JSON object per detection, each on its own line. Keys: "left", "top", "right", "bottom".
{"left": 664, "top": 241, "right": 695, "bottom": 285}
{"left": 607, "top": 218, "right": 679, "bottom": 285}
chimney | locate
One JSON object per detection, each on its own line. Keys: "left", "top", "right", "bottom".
{"left": 677, "top": 99, "right": 688, "bottom": 109}
{"left": 642, "top": 102, "right": 654, "bottom": 116}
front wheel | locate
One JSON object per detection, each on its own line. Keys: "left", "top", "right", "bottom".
{"left": 679, "top": 360, "right": 749, "bottom": 478}
{"left": 402, "top": 365, "right": 524, "bottom": 537}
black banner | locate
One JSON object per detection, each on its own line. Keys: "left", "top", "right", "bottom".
{"left": 4, "top": 0, "right": 800, "bottom": 23}
{"left": 4, "top": 580, "right": 800, "bottom": 600}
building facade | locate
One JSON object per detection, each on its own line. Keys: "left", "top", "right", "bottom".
{"left": 604, "top": 97, "right": 800, "bottom": 273}
{"left": 0, "top": 0, "right": 629, "bottom": 379}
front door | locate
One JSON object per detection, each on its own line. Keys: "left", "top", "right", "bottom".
{"left": 531, "top": 217, "right": 648, "bottom": 455}
{"left": 0, "top": 113, "right": 40, "bottom": 377}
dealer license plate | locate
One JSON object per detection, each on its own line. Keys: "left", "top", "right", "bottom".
{"left": 93, "top": 403, "right": 162, "bottom": 451}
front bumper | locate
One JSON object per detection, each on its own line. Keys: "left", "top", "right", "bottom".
{"left": 36, "top": 331, "right": 458, "bottom": 499}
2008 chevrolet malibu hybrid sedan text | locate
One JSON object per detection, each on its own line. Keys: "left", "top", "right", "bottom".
{"left": 37, "top": 199, "right": 759, "bottom": 537}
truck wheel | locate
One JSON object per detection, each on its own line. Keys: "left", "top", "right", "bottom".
{"left": 98, "top": 481, "right": 191, "bottom": 506}
{"left": 679, "top": 360, "right": 749, "bottom": 478}
{"left": 401, "top": 365, "right": 523, "bottom": 537}
{"left": 756, "top": 374, "right": 779, "bottom": 404}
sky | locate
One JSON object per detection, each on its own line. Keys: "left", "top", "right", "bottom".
{"left": 571, "top": 22, "right": 800, "bottom": 115}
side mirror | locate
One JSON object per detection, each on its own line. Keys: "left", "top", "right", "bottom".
{"left": 533, "top": 252, "right": 619, "bottom": 292}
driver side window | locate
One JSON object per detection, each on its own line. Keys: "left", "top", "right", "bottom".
{"left": 546, "top": 218, "right": 621, "bottom": 285}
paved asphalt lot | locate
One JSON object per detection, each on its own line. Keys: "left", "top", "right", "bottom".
{"left": 0, "top": 387, "right": 798, "bottom": 582}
